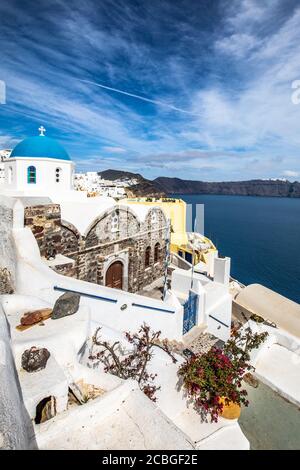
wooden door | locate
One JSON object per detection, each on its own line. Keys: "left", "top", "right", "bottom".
{"left": 105, "top": 261, "right": 123, "bottom": 289}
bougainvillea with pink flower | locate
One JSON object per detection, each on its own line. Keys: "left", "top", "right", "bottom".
{"left": 89, "top": 324, "right": 177, "bottom": 402}
{"left": 178, "top": 327, "right": 268, "bottom": 422}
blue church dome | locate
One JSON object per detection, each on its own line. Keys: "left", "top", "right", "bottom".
{"left": 11, "top": 131, "right": 71, "bottom": 161}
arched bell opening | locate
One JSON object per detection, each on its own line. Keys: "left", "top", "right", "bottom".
{"left": 35, "top": 396, "right": 56, "bottom": 424}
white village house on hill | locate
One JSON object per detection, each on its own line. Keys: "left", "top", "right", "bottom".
{"left": 0, "top": 128, "right": 299, "bottom": 450}
{"left": 74, "top": 171, "right": 137, "bottom": 198}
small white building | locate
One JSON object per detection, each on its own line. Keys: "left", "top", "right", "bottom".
{"left": 74, "top": 173, "right": 127, "bottom": 198}
{"left": 171, "top": 257, "right": 232, "bottom": 342}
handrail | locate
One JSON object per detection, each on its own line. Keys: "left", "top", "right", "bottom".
{"left": 131, "top": 302, "right": 175, "bottom": 314}
{"left": 54, "top": 286, "right": 175, "bottom": 314}
{"left": 208, "top": 314, "right": 229, "bottom": 328}
{"left": 54, "top": 286, "right": 118, "bottom": 303}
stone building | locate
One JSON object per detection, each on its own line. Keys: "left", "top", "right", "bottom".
{"left": 24, "top": 200, "right": 168, "bottom": 293}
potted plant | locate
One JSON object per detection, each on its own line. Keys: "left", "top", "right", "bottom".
{"left": 178, "top": 327, "right": 268, "bottom": 422}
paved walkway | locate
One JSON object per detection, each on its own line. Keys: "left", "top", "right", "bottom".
{"left": 239, "top": 381, "right": 300, "bottom": 450}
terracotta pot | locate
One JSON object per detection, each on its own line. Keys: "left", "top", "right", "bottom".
{"left": 219, "top": 397, "right": 241, "bottom": 420}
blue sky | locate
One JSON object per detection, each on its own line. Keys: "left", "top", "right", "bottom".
{"left": 1, "top": 0, "right": 300, "bottom": 181}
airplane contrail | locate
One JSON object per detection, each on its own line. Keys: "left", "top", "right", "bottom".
{"left": 79, "top": 79, "right": 199, "bottom": 115}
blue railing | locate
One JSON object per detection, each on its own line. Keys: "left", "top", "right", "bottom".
{"left": 54, "top": 286, "right": 175, "bottom": 314}
{"left": 54, "top": 286, "right": 118, "bottom": 303}
{"left": 131, "top": 302, "right": 175, "bottom": 314}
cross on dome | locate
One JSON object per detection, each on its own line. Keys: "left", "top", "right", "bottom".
{"left": 38, "top": 125, "right": 46, "bottom": 136}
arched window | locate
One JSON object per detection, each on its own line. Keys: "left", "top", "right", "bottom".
{"left": 55, "top": 167, "right": 61, "bottom": 183}
{"left": 154, "top": 242, "right": 160, "bottom": 263}
{"left": 151, "top": 210, "right": 158, "bottom": 224}
{"left": 27, "top": 166, "right": 36, "bottom": 184}
{"left": 145, "top": 246, "right": 151, "bottom": 267}
{"left": 111, "top": 210, "right": 119, "bottom": 233}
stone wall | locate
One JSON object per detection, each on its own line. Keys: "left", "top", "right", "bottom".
{"left": 24, "top": 204, "right": 62, "bottom": 258}
{"left": 51, "top": 261, "right": 77, "bottom": 278}
{"left": 0, "top": 198, "right": 16, "bottom": 294}
{"left": 61, "top": 220, "right": 80, "bottom": 254}
{"left": 24, "top": 204, "right": 168, "bottom": 293}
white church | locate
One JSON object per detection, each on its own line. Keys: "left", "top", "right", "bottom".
{"left": 1, "top": 126, "right": 82, "bottom": 200}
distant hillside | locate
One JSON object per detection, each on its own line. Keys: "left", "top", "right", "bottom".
{"left": 98, "top": 169, "right": 143, "bottom": 181}
{"left": 97, "top": 170, "right": 300, "bottom": 198}
{"left": 127, "top": 180, "right": 165, "bottom": 198}
{"left": 98, "top": 169, "right": 165, "bottom": 197}
{"left": 154, "top": 177, "right": 300, "bottom": 198}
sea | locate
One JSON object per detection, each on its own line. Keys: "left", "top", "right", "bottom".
{"left": 172, "top": 194, "right": 300, "bottom": 305}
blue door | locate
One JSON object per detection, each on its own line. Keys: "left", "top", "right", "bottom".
{"left": 183, "top": 291, "right": 198, "bottom": 334}
{"left": 185, "top": 252, "right": 193, "bottom": 264}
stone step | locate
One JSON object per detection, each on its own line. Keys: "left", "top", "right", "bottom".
{"left": 183, "top": 326, "right": 220, "bottom": 356}
{"left": 182, "top": 324, "right": 207, "bottom": 347}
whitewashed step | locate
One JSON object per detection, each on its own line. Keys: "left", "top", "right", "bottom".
{"left": 255, "top": 343, "right": 300, "bottom": 407}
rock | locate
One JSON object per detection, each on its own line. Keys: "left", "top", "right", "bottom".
{"left": 21, "top": 346, "right": 50, "bottom": 372}
{"left": 51, "top": 292, "right": 80, "bottom": 320}
{"left": 0, "top": 267, "right": 14, "bottom": 294}
{"left": 243, "top": 372, "right": 259, "bottom": 388}
{"left": 20, "top": 308, "right": 52, "bottom": 326}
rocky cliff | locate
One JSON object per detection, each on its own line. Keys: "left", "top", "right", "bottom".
{"left": 154, "top": 177, "right": 300, "bottom": 198}
{"left": 97, "top": 170, "right": 300, "bottom": 198}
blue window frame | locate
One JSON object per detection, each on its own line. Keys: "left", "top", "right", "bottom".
{"left": 27, "top": 166, "right": 36, "bottom": 184}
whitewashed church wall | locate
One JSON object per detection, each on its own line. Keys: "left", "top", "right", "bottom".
{"left": 4, "top": 157, "right": 73, "bottom": 192}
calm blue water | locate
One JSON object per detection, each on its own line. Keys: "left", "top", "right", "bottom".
{"left": 175, "top": 194, "right": 300, "bottom": 304}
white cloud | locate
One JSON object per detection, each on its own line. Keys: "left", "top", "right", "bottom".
{"left": 1, "top": 0, "right": 300, "bottom": 181}
{"left": 102, "top": 146, "right": 127, "bottom": 154}
{"left": 0, "top": 133, "right": 17, "bottom": 148}
{"left": 283, "top": 170, "right": 299, "bottom": 178}
{"left": 186, "top": 4, "right": 300, "bottom": 170}
{"left": 226, "top": 0, "right": 279, "bottom": 31}
{"left": 215, "top": 33, "right": 257, "bottom": 58}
